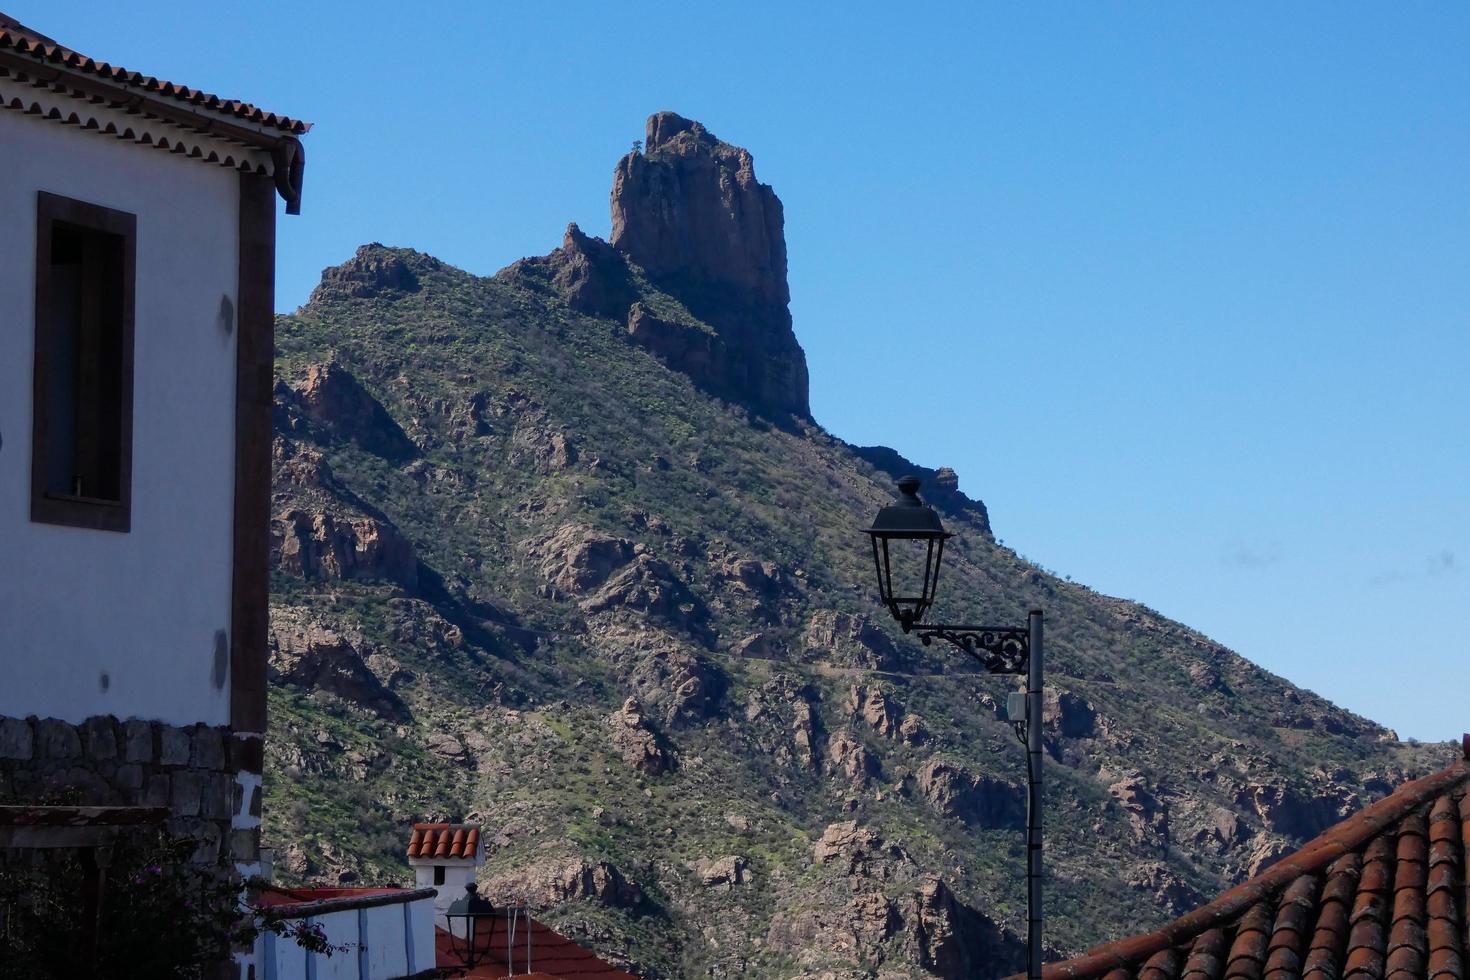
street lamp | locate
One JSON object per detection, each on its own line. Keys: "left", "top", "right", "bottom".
{"left": 862, "top": 476, "right": 1044, "bottom": 980}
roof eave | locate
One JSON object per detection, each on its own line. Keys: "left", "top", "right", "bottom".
{"left": 0, "top": 47, "right": 307, "bottom": 212}
{"left": 1011, "top": 755, "right": 1470, "bottom": 980}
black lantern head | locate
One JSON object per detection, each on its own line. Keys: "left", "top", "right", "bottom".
{"left": 863, "top": 476, "right": 951, "bottom": 631}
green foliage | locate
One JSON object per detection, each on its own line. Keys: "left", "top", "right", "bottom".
{"left": 0, "top": 832, "right": 337, "bottom": 980}
{"left": 259, "top": 245, "right": 1445, "bottom": 977}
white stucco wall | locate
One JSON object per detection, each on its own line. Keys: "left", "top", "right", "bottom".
{"left": 257, "top": 899, "right": 437, "bottom": 980}
{"left": 411, "top": 858, "right": 479, "bottom": 929}
{"left": 0, "top": 109, "right": 242, "bottom": 727}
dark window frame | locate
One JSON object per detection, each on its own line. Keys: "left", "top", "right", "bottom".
{"left": 30, "top": 191, "right": 137, "bottom": 533}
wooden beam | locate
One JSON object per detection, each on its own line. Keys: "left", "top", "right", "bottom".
{"left": 230, "top": 172, "right": 275, "bottom": 744}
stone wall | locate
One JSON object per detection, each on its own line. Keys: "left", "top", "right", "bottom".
{"left": 0, "top": 713, "right": 258, "bottom": 866}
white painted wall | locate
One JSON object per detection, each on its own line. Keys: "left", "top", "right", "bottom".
{"left": 257, "top": 898, "right": 437, "bottom": 980}
{"left": 411, "top": 858, "right": 479, "bottom": 929}
{"left": 0, "top": 109, "right": 242, "bottom": 727}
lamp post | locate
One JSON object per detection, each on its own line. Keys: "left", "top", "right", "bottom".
{"left": 862, "top": 476, "right": 1043, "bottom": 980}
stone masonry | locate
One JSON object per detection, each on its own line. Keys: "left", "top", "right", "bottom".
{"left": 0, "top": 714, "right": 254, "bottom": 867}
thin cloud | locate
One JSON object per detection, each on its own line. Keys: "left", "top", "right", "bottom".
{"left": 1369, "top": 550, "right": 1457, "bottom": 586}
{"left": 1222, "top": 541, "right": 1282, "bottom": 569}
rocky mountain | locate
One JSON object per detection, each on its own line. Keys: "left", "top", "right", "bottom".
{"left": 507, "top": 111, "right": 810, "bottom": 419}
{"left": 262, "top": 113, "right": 1444, "bottom": 979}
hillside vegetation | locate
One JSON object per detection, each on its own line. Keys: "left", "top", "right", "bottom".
{"left": 261, "top": 114, "right": 1441, "bottom": 979}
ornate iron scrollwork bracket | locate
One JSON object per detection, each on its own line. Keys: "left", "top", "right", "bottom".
{"left": 912, "top": 624, "right": 1029, "bottom": 675}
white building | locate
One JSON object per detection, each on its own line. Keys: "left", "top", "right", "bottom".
{"left": 0, "top": 12, "right": 307, "bottom": 978}
{"left": 406, "top": 823, "right": 486, "bottom": 928}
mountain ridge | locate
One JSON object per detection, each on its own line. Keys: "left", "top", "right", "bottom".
{"left": 261, "top": 116, "right": 1444, "bottom": 979}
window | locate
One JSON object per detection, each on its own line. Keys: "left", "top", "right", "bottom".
{"left": 433, "top": 866, "right": 446, "bottom": 886}
{"left": 31, "top": 192, "right": 135, "bottom": 532}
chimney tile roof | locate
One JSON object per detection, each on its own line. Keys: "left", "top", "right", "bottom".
{"left": 408, "top": 822, "right": 480, "bottom": 861}
{"left": 1008, "top": 740, "right": 1470, "bottom": 980}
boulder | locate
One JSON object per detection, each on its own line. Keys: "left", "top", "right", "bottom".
{"left": 608, "top": 697, "right": 673, "bottom": 776}
{"left": 848, "top": 685, "right": 902, "bottom": 739}
{"left": 692, "top": 855, "right": 749, "bottom": 891}
{"left": 825, "top": 731, "right": 877, "bottom": 786}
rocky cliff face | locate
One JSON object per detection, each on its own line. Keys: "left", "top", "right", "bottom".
{"left": 612, "top": 112, "right": 809, "bottom": 419}
{"left": 612, "top": 112, "right": 789, "bottom": 309}
{"left": 502, "top": 113, "right": 811, "bottom": 419}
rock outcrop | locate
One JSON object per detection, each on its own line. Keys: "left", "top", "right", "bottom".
{"left": 801, "top": 611, "right": 906, "bottom": 672}
{"left": 608, "top": 697, "right": 673, "bottom": 775}
{"left": 801, "top": 822, "right": 1024, "bottom": 978}
{"left": 613, "top": 112, "right": 788, "bottom": 305}
{"left": 271, "top": 509, "right": 418, "bottom": 589}
{"left": 1108, "top": 774, "right": 1170, "bottom": 846}
{"left": 532, "top": 524, "right": 637, "bottom": 596}
{"left": 691, "top": 854, "right": 749, "bottom": 891}
{"left": 268, "top": 617, "right": 408, "bottom": 722}
{"left": 287, "top": 360, "right": 416, "bottom": 461}
{"left": 624, "top": 302, "right": 724, "bottom": 394}
{"left": 485, "top": 857, "right": 643, "bottom": 910}
{"left": 308, "top": 244, "right": 428, "bottom": 303}
{"left": 611, "top": 112, "right": 809, "bottom": 418}
{"left": 851, "top": 445, "right": 991, "bottom": 535}
{"left": 914, "top": 760, "right": 1025, "bottom": 829}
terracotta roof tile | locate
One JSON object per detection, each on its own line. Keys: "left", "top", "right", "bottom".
{"left": 433, "top": 919, "right": 639, "bottom": 979}
{"left": 0, "top": 14, "right": 308, "bottom": 133}
{"left": 1138, "top": 947, "right": 1183, "bottom": 980}
{"left": 1224, "top": 903, "right": 1273, "bottom": 980}
{"left": 408, "top": 822, "right": 481, "bottom": 861}
{"left": 1008, "top": 746, "right": 1470, "bottom": 980}
{"left": 1182, "top": 928, "right": 1226, "bottom": 980}
{"left": 1424, "top": 795, "right": 1463, "bottom": 980}
{"left": 1303, "top": 853, "right": 1359, "bottom": 979}
{"left": 1263, "top": 874, "right": 1317, "bottom": 980}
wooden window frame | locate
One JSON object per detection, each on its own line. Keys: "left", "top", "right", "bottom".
{"left": 30, "top": 191, "right": 136, "bottom": 533}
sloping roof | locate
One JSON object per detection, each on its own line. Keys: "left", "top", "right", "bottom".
{"left": 434, "top": 920, "right": 639, "bottom": 979}
{"left": 408, "top": 822, "right": 481, "bottom": 861}
{"left": 0, "top": 11, "right": 308, "bottom": 134}
{"left": 1016, "top": 737, "right": 1470, "bottom": 980}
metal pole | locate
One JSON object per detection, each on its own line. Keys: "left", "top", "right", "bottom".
{"left": 1026, "top": 609, "right": 1044, "bottom": 980}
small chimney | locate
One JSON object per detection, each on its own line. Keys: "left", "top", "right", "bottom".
{"left": 406, "top": 821, "right": 485, "bottom": 929}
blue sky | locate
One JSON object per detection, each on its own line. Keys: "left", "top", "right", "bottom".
{"left": 19, "top": 4, "right": 1467, "bottom": 740}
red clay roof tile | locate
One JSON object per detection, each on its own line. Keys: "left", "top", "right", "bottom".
{"left": 0, "top": 14, "right": 308, "bottom": 133}
{"left": 408, "top": 822, "right": 481, "bottom": 861}
{"left": 1008, "top": 748, "right": 1470, "bottom": 980}
{"left": 434, "top": 919, "right": 638, "bottom": 979}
